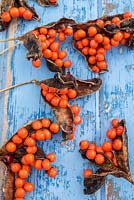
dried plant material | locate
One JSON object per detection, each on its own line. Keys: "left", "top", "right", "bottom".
{"left": 79, "top": 119, "right": 133, "bottom": 194}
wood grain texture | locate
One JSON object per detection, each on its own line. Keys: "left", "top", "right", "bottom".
{"left": 0, "top": 0, "right": 134, "bottom": 199}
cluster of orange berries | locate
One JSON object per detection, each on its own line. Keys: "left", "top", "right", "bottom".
{"left": 80, "top": 118, "right": 124, "bottom": 178}
{"left": 73, "top": 12, "right": 132, "bottom": 73}
{"left": 40, "top": 83, "right": 82, "bottom": 134}
{"left": 5, "top": 118, "right": 59, "bottom": 199}
{"left": 1, "top": 7, "right": 33, "bottom": 23}
{"left": 32, "top": 26, "right": 73, "bottom": 69}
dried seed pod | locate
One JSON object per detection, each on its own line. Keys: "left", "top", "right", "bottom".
{"left": 79, "top": 119, "right": 134, "bottom": 195}
{"left": 0, "top": 118, "right": 59, "bottom": 199}
{"left": 0, "top": 0, "right": 59, "bottom": 31}
{"left": 40, "top": 73, "right": 102, "bottom": 139}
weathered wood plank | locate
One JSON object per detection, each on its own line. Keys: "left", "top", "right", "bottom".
{"left": 0, "top": 0, "right": 134, "bottom": 199}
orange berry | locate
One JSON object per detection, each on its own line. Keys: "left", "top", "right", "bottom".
{"left": 96, "top": 54, "right": 104, "bottom": 62}
{"left": 60, "top": 94, "right": 68, "bottom": 100}
{"left": 15, "top": 178, "right": 25, "bottom": 188}
{"left": 19, "top": 169, "right": 29, "bottom": 179}
{"left": 43, "top": 129, "right": 52, "bottom": 140}
{"left": 48, "top": 29, "right": 56, "bottom": 38}
{"left": 23, "top": 10, "right": 33, "bottom": 20}
{"left": 32, "top": 59, "right": 41, "bottom": 68}
{"left": 59, "top": 50, "right": 67, "bottom": 59}
{"left": 12, "top": 135, "right": 22, "bottom": 144}
{"left": 64, "top": 28, "right": 73, "bottom": 36}
{"left": 39, "top": 27, "right": 48, "bottom": 35}
{"left": 96, "top": 146, "right": 104, "bottom": 153}
{"left": 42, "top": 159, "right": 51, "bottom": 170}
{"left": 46, "top": 153, "right": 56, "bottom": 162}
{"left": 10, "top": 7, "right": 19, "bottom": 18}
{"left": 123, "top": 12, "right": 132, "bottom": 19}
{"left": 97, "top": 48, "right": 105, "bottom": 55}
{"left": 116, "top": 126, "right": 124, "bottom": 136}
{"left": 47, "top": 167, "right": 58, "bottom": 178}
{"left": 10, "top": 163, "right": 21, "bottom": 173}
{"left": 113, "top": 32, "right": 123, "bottom": 41}
{"left": 43, "top": 49, "right": 52, "bottom": 59}
{"left": 50, "top": 42, "right": 60, "bottom": 52}
{"left": 111, "top": 17, "right": 120, "bottom": 25}
{"left": 71, "top": 105, "right": 80, "bottom": 115}
{"left": 88, "top": 26, "right": 97, "bottom": 37}
{"left": 64, "top": 60, "right": 72, "bottom": 68}
{"left": 22, "top": 165, "right": 30, "bottom": 172}
{"left": 50, "top": 123, "right": 60, "bottom": 133}
{"left": 26, "top": 146, "right": 37, "bottom": 154}
{"left": 86, "top": 149, "right": 96, "bottom": 160}
{"left": 105, "top": 20, "right": 111, "bottom": 25}
{"left": 24, "top": 137, "right": 36, "bottom": 147}
{"left": 21, "top": 156, "right": 28, "bottom": 165}
{"left": 35, "top": 130, "right": 45, "bottom": 141}
{"left": 51, "top": 96, "right": 60, "bottom": 107}
{"left": 97, "top": 61, "right": 107, "bottom": 69}
{"left": 74, "top": 115, "right": 82, "bottom": 125}
{"left": 92, "top": 65, "right": 100, "bottom": 73}
{"left": 32, "top": 120, "right": 42, "bottom": 130}
{"left": 59, "top": 88, "right": 68, "bottom": 95}
{"left": 59, "top": 99, "right": 68, "bottom": 108}
{"left": 104, "top": 44, "right": 111, "bottom": 50}
{"left": 79, "top": 140, "right": 89, "bottom": 150}
{"left": 38, "top": 34, "right": 46, "bottom": 42}
{"left": 106, "top": 128, "right": 116, "bottom": 139}
{"left": 76, "top": 41, "right": 83, "bottom": 49}
{"left": 94, "top": 34, "right": 103, "bottom": 43}
{"left": 58, "top": 32, "right": 66, "bottom": 41}
{"left": 34, "top": 160, "right": 42, "bottom": 170}
{"left": 90, "top": 40, "right": 98, "bottom": 49}
{"left": 83, "top": 169, "right": 93, "bottom": 178}
{"left": 32, "top": 30, "right": 39, "bottom": 37}
{"left": 17, "top": 128, "right": 28, "bottom": 139}
{"left": 6, "top": 142, "right": 16, "bottom": 153}
{"left": 88, "top": 56, "right": 96, "bottom": 64}
{"left": 88, "top": 48, "right": 96, "bottom": 55}
{"left": 51, "top": 52, "right": 58, "bottom": 61}
{"left": 24, "top": 154, "right": 34, "bottom": 164}
{"left": 113, "top": 139, "right": 123, "bottom": 150}
{"left": 96, "top": 19, "right": 104, "bottom": 27}
{"left": 74, "top": 29, "right": 86, "bottom": 40}
{"left": 105, "top": 151, "right": 113, "bottom": 160}
{"left": 95, "top": 154, "right": 105, "bottom": 165}
{"left": 88, "top": 143, "right": 96, "bottom": 150}
{"left": 68, "top": 89, "right": 77, "bottom": 99}
{"left": 102, "top": 141, "right": 112, "bottom": 152}
{"left": 24, "top": 182, "right": 34, "bottom": 192}
{"left": 82, "top": 47, "right": 89, "bottom": 55}
{"left": 55, "top": 59, "right": 63, "bottom": 67}
{"left": 42, "top": 118, "right": 51, "bottom": 128}
{"left": 45, "top": 93, "right": 55, "bottom": 102}
{"left": 111, "top": 38, "right": 119, "bottom": 46}
{"left": 48, "top": 87, "right": 57, "bottom": 93}
{"left": 81, "top": 38, "right": 89, "bottom": 47}
{"left": 111, "top": 119, "right": 119, "bottom": 127}
{"left": 103, "top": 36, "right": 110, "bottom": 45}
{"left": 15, "top": 188, "right": 25, "bottom": 198}
{"left": 123, "top": 32, "right": 131, "bottom": 39}
{"left": 18, "top": 7, "right": 26, "bottom": 17}
{"left": 1, "top": 12, "right": 11, "bottom": 22}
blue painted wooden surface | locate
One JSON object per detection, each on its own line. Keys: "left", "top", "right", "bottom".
{"left": 0, "top": 0, "right": 134, "bottom": 199}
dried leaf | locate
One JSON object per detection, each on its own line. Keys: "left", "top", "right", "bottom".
{"left": 20, "top": 32, "right": 42, "bottom": 60}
